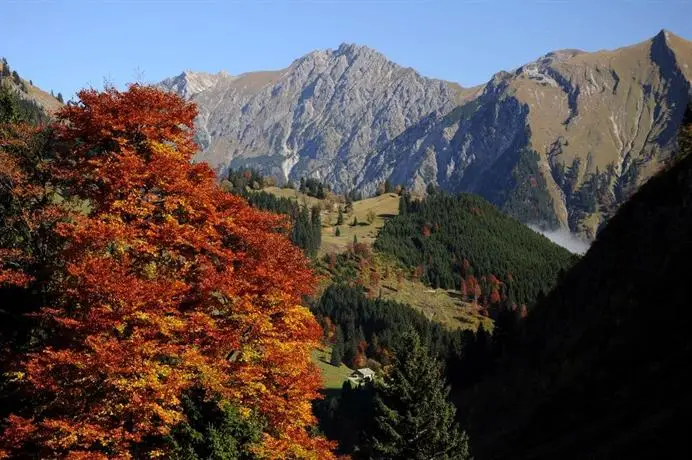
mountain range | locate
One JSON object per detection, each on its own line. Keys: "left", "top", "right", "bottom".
{"left": 160, "top": 30, "right": 692, "bottom": 240}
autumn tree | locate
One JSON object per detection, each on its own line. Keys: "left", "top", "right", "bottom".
{"left": 0, "top": 85, "right": 334, "bottom": 459}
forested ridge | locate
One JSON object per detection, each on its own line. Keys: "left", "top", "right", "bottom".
{"left": 375, "top": 192, "right": 577, "bottom": 307}
{"left": 459, "top": 103, "right": 692, "bottom": 459}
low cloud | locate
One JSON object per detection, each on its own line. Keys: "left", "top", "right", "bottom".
{"left": 527, "top": 224, "right": 590, "bottom": 255}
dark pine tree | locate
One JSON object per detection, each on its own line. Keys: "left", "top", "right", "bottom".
{"left": 368, "top": 331, "right": 471, "bottom": 460}
{"left": 331, "top": 327, "right": 345, "bottom": 366}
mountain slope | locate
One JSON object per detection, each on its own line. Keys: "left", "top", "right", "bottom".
{"left": 160, "top": 44, "right": 478, "bottom": 189}
{"left": 357, "top": 30, "right": 692, "bottom": 239}
{"left": 374, "top": 192, "right": 577, "bottom": 307}
{"left": 0, "top": 57, "right": 62, "bottom": 114}
{"left": 164, "top": 31, "right": 691, "bottom": 241}
{"left": 463, "top": 104, "right": 692, "bottom": 459}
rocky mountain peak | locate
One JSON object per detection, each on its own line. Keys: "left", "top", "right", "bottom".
{"left": 161, "top": 32, "right": 691, "bottom": 243}
{"left": 160, "top": 70, "right": 230, "bottom": 99}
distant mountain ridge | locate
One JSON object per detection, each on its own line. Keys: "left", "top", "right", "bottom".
{"left": 165, "top": 30, "right": 689, "bottom": 240}
{"left": 159, "top": 43, "right": 480, "bottom": 189}
{"left": 0, "top": 57, "right": 62, "bottom": 114}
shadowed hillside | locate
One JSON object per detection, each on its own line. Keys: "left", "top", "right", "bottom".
{"left": 463, "top": 102, "right": 692, "bottom": 459}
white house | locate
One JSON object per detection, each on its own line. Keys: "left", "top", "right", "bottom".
{"left": 348, "top": 367, "right": 376, "bottom": 385}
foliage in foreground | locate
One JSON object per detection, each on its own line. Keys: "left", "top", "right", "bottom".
{"left": 0, "top": 86, "right": 334, "bottom": 458}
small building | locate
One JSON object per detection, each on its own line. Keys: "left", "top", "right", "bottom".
{"left": 348, "top": 367, "right": 376, "bottom": 386}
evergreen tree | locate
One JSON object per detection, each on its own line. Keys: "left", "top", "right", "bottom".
{"left": 337, "top": 207, "right": 344, "bottom": 225}
{"left": 57, "top": 92, "right": 64, "bottom": 103}
{"left": 0, "top": 83, "right": 46, "bottom": 124}
{"left": 0, "top": 84, "right": 19, "bottom": 123}
{"left": 398, "top": 194, "right": 409, "bottom": 216}
{"left": 384, "top": 179, "right": 393, "bottom": 194}
{"left": 157, "top": 388, "right": 264, "bottom": 460}
{"left": 368, "top": 331, "right": 471, "bottom": 460}
{"left": 335, "top": 227, "right": 341, "bottom": 237}
{"left": 330, "top": 328, "right": 345, "bottom": 366}
{"left": 352, "top": 216, "right": 358, "bottom": 226}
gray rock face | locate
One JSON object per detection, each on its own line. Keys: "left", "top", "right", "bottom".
{"left": 160, "top": 44, "right": 467, "bottom": 190}
{"left": 162, "top": 31, "right": 692, "bottom": 240}
{"left": 356, "top": 31, "right": 692, "bottom": 239}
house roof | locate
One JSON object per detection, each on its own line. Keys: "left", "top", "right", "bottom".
{"left": 357, "top": 368, "right": 375, "bottom": 377}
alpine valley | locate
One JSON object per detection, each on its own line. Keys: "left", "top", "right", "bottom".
{"left": 160, "top": 30, "right": 692, "bottom": 241}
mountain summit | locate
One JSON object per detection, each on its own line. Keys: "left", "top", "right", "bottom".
{"left": 162, "top": 32, "right": 692, "bottom": 240}
{"left": 159, "top": 43, "right": 475, "bottom": 186}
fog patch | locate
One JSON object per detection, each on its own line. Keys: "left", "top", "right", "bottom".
{"left": 527, "top": 224, "right": 590, "bottom": 255}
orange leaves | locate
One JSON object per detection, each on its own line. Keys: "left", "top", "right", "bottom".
{"left": 0, "top": 86, "right": 334, "bottom": 458}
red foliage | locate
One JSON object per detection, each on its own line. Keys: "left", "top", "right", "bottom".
{"left": 466, "top": 275, "right": 481, "bottom": 303}
{"left": 421, "top": 223, "right": 432, "bottom": 237}
{"left": 352, "top": 340, "right": 369, "bottom": 368}
{"left": 323, "top": 317, "right": 337, "bottom": 343}
{"left": 352, "top": 242, "right": 371, "bottom": 259}
{"left": 0, "top": 86, "right": 334, "bottom": 459}
{"left": 459, "top": 277, "right": 468, "bottom": 300}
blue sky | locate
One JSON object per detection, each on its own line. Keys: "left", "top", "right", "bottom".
{"left": 2, "top": 0, "right": 690, "bottom": 100}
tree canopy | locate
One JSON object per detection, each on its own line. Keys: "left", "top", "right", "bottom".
{"left": 0, "top": 85, "right": 334, "bottom": 458}
{"left": 375, "top": 192, "right": 577, "bottom": 306}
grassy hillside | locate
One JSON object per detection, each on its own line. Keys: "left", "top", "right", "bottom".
{"left": 261, "top": 186, "right": 401, "bottom": 255}
{"left": 321, "top": 192, "right": 400, "bottom": 255}
{"left": 1, "top": 57, "right": 62, "bottom": 114}
{"left": 311, "top": 347, "right": 353, "bottom": 390}
{"left": 261, "top": 186, "right": 491, "bottom": 332}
